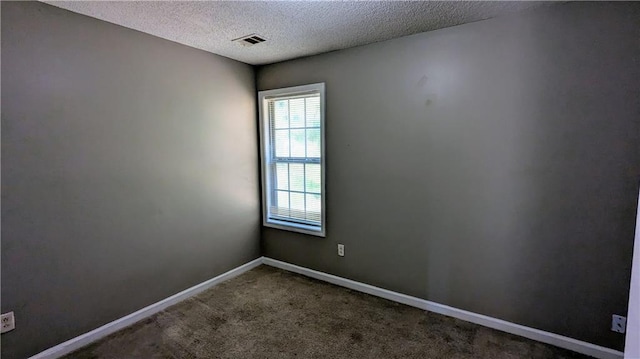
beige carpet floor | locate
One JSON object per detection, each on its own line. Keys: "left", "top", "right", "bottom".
{"left": 65, "top": 265, "right": 590, "bottom": 358}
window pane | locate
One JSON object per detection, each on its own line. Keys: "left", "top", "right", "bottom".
{"left": 275, "top": 163, "right": 289, "bottom": 190}
{"left": 305, "top": 164, "right": 321, "bottom": 194}
{"left": 306, "top": 194, "right": 321, "bottom": 222}
{"left": 290, "top": 129, "right": 306, "bottom": 157}
{"left": 290, "top": 98, "right": 305, "bottom": 128}
{"left": 274, "top": 130, "right": 289, "bottom": 157}
{"left": 306, "top": 129, "right": 321, "bottom": 158}
{"left": 261, "top": 84, "right": 324, "bottom": 234}
{"left": 290, "top": 192, "right": 305, "bottom": 219}
{"left": 306, "top": 97, "right": 320, "bottom": 127}
{"left": 289, "top": 163, "right": 304, "bottom": 192}
{"left": 274, "top": 100, "right": 289, "bottom": 129}
{"left": 276, "top": 191, "right": 289, "bottom": 212}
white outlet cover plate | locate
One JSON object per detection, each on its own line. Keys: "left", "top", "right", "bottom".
{"left": 611, "top": 314, "right": 626, "bottom": 333}
{"left": 1, "top": 311, "right": 15, "bottom": 333}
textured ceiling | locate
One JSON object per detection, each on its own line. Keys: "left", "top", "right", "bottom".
{"left": 43, "top": 1, "right": 555, "bottom": 65}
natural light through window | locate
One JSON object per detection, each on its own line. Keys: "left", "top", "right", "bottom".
{"left": 259, "top": 83, "right": 325, "bottom": 236}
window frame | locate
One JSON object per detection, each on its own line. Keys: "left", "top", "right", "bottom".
{"left": 258, "top": 83, "right": 326, "bottom": 237}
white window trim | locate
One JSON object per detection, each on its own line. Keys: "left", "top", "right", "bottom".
{"left": 258, "top": 83, "right": 326, "bottom": 237}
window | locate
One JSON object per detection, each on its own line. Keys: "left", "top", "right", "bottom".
{"left": 259, "top": 83, "right": 326, "bottom": 237}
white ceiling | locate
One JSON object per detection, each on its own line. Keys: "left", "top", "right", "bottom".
{"left": 43, "top": 1, "right": 555, "bottom": 66}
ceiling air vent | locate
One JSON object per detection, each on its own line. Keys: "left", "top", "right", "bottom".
{"left": 232, "top": 34, "right": 267, "bottom": 47}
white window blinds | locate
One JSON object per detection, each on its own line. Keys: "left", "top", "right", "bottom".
{"left": 259, "top": 83, "right": 325, "bottom": 236}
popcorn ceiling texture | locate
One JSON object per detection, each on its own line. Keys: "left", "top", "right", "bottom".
{"left": 43, "top": 1, "right": 555, "bottom": 65}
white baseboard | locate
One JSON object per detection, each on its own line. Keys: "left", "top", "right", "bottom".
{"left": 29, "top": 257, "right": 264, "bottom": 359}
{"left": 29, "top": 256, "right": 624, "bottom": 359}
{"left": 263, "top": 257, "right": 624, "bottom": 359}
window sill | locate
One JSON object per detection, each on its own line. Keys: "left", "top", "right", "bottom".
{"left": 264, "top": 219, "right": 325, "bottom": 237}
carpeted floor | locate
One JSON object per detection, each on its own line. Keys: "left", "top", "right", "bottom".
{"left": 65, "top": 265, "right": 590, "bottom": 359}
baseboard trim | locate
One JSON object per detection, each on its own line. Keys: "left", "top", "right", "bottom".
{"left": 29, "top": 256, "right": 624, "bottom": 359}
{"left": 262, "top": 257, "right": 624, "bottom": 359}
{"left": 29, "top": 257, "right": 264, "bottom": 359}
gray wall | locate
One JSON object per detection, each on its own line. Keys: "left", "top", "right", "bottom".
{"left": 258, "top": 2, "right": 640, "bottom": 351}
{"left": 1, "top": 2, "right": 260, "bottom": 358}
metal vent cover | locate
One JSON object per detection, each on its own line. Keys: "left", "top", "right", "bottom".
{"left": 232, "top": 34, "right": 267, "bottom": 47}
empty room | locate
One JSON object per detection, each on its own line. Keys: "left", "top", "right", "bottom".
{"left": 2, "top": 1, "right": 640, "bottom": 358}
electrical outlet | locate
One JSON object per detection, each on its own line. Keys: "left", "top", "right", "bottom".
{"left": 611, "top": 315, "right": 626, "bottom": 333}
{"left": 1, "top": 312, "right": 15, "bottom": 334}
{"left": 337, "top": 244, "right": 345, "bottom": 257}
